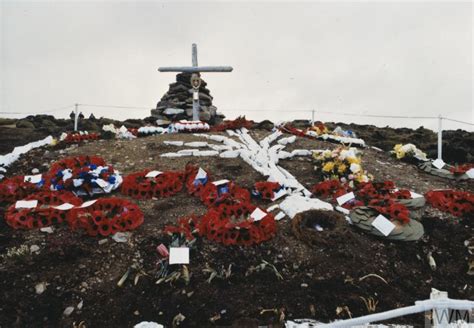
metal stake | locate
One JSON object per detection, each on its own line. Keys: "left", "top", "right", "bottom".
{"left": 437, "top": 115, "right": 442, "bottom": 160}
{"left": 74, "top": 103, "right": 79, "bottom": 132}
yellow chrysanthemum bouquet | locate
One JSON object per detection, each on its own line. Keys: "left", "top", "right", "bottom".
{"left": 313, "top": 146, "right": 373, "bottom": 185}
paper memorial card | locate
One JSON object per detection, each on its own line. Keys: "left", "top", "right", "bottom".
{"left": 24, "top": 174, "right": 42, "bottom": 184}
{"left": 53, "top": 203, "right": 75, "bottom": 210}
{"left": 15, "top": 200, "right": 38, "bottom": 209}
{"left": 145, "top": 171, "right": 163, "bottom": 178}
{"left": 466, "top": 168, "right": 474, "bottom": 179}
{"left": 432, "top": 159, "right": 445, "bottom": 169}
{"left": 371, "top": 214, "right": 396, "bottom": 236}
{"left": 169, "top": 247, "right": 190, "bottom": 265}
{"left": 212, "top": 179, "right": 229, "bottom": 186}
{"left": 336, "top": 192, "right": 355, "bottom": 206}
{"left": 250, "top": 207, "right": 267, "bottom": 221}
{"left": 195, "top": 168, "right": 207, "bottom": 180}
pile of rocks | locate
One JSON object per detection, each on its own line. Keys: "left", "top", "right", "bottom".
{"left": 151, "top": 72, "right": 224, "bottom": 124}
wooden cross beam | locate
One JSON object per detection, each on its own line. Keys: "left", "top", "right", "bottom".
{"left": 158, "top": 44, "right": 233, "bottom": 73}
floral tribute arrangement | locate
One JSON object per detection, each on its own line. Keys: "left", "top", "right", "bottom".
{"left": 60, "top": 131, "right": 100, "bottom": 144}
{"left": 163, "top": 164, "right": 277, "bottom": 246}
{"left": 121, "top": 169, "right": 185, "bottom": 199}
{"left": 0, "top": 175, "right": 45, "bottom": 203}
{"left": 449, "top": 164, "right": 474, "bottom": 176}
{"left": 252, "top": 181, "right": 283, "bottom": 200}
{"left": 5, "top": 191, "right": 82, "bottom": 229}
{"left": 211, "top": 116, "right": 253, "bottom": 132}
{"left": 312, "top": 180, "right": 414, "bottom": 224}
{"left": 392, "top": 143, "right": 428, "bottom": 162}
{"left": 313, "top": 147, "right": 373, "bottom": 184}
{"left": 119, "top": 164, "right": 277, "bottom": 246}
{"left": 5, "top": 191, "right": 144, "bottom": 236}
{"left": 425, "top": 190, "right": 473, "bottom": 217}
{"left": 67, "top": 198, "right": 144, "bottom": 236}
{"left": 46, "top": 156, "right": 122, "bottom": 196}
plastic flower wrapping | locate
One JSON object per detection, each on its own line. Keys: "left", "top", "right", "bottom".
{"left": 313, "top": 146, "right": 373, "bottom": 185}
{"left": 392, "top": 143, "right": 428, "bottom": 161}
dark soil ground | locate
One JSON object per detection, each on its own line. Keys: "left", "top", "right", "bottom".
{"left": 0, "top": 124, "right": 473, "bottom": 328}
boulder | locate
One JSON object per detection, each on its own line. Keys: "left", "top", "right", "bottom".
{"left": 16, "top": 120, "right": 35, "bottom": 129}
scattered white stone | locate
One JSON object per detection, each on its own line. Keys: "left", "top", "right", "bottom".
{"left": 30, "top": 245, "right": 40, "bottom": 253}
{"left": 112, "top": 232, "right": 131, "bottom": 243}
{"left": 63, "top": 306, "right": 75, "bottom": 317}
{"left": 40, "top": 227, "right": 54, "bottom": 234}
{"left": 77, "top": 300, "right": 83, "bottom": 310}
{"left": 98, "top": 239, "right": 108, "bottom": 245}
{"left": 219, "top": 150, "right": 240, "bottom": 158}
{"left": 163, "top": 140, "right": 184, "bottom": 146}
{"left": 192, "top": 150, "right": 219, "bottom": 157}
{"left": 31, "top": 168, "right": 40, "bottom": 174}
{"left": 35, "top": 282, "right": 47, "bottom": 294}
{"left": 277, "top": 136, "right": 296, "bottom": 145}
{"left": 184, "top": 141, "right": 208, "bottom": 148}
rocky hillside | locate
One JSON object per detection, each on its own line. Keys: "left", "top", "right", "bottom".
{"left": 1, "top": 115, "right": 472, "bottom": 164}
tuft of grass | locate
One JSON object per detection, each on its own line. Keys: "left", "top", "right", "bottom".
{"left": 0, "top": 118, "right": 17, "bottom": 126}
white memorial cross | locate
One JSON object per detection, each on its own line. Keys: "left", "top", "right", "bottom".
{"left": 158, "top": 44, "right": 233, "bottom": 121}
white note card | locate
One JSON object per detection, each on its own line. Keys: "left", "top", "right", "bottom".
{"left": 24, "top": 174, "right": 42, "bottom": 184}
{"left": 432, "top": 159, "right": 445, "bottom": 169}
{"left": 250, "top": 207, "right": 267, "bottom": 221}
{"left": 145, "top": 170, "right": 162, "bottom": 178}
{"left": 15, "top": 200, "right": 38, "bottom": 209}
{"left": 336, "top": 192, "right": 355, "bottom": 206}
{"left": 212, "top": 179, "right": 229, "bottom": 186}
{"left": 371, "top": 214, "right": 396, "bottom": 236}
{"left": 169, "top": 247, "right": 189, "bottom": 265}
{"left": 195, "top": 168, "right": 207, "bottom": 180}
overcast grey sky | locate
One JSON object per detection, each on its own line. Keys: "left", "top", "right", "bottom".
{"left": 1, "top": 1, "right": 472, "bottom": 131}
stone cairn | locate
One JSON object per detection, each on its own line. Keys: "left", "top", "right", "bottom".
{"left": 151, "top": 72, "right": 224, "bottom": 124}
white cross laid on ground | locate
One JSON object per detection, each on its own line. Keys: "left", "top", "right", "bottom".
{"left": 158, "top": 44, "right": 233, "bottom": 121}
